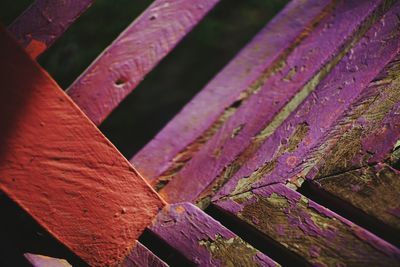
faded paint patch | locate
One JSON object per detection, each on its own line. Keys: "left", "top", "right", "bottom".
{"left": 199, "top": 234, "right": 266, "bottom": 267}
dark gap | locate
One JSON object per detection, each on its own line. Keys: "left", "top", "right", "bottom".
{"left": 298, "top": 181, "right": 400, "bottom": 247}
{"left": 99, "top": 0, "right": 289, "bottom": 158}
{"left": 230, "top": 99, "right": 243, "bottom": 109}
{"left": 38, "top": 0, "right": 154, "bottom": 89}
{"left": 138, "top": 228, "right": 196, "bottom": 267}
{"left": 0, "top": 0, "right": 32, "bottom": 25}
{"left": 0, "top": 192, "right": 89, "bottom": 267}
{"left": 205, "top": 204, "right": 311, "bottom": 267}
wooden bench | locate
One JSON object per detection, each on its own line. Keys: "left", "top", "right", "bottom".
{"left": 1, "top": 0, "right": 399, "bottom": 266}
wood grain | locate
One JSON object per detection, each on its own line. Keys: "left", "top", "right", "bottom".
{"left": 8, "top": 0, "right": 94, "bottom": 58}
{"left": 132, "top": 0, "right": 333, "bottom": 185}
{"left": 160, "top": 0, "right": 396, "bottom": 206}
{"left": 0, "top": 27, "right": 164, "bottom": 267}
{"left": 149, "top": 203, "right": 279, "bottom": 267}
{"left": 67, "top": 0, "right": 219, "bottom": 125}
{"left": 313, "top": 164, "right": 400, "bottom": 232}
{"left": 213, "top": 183, "right": 400, "bottom": 266}
{"left": 213, "top": 1, "right": 400, "bottom": 201}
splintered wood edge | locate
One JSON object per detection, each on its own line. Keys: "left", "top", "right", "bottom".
{"left": 8, "top": 0, "right": 94, "bottom": 58}
{"left": 0, "top": 27, "right": 164, "bottom": 266}
{"left": 66, "top": 0, "right": 220, "bottom": 126}
{"left": 149, "top": 202, "right": 279, "bottom": 267}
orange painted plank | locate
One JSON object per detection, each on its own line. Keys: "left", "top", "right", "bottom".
{"left": 0, "top": 27, "right": 164, "bottom": 266}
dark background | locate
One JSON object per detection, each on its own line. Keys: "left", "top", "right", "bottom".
{"left": 0, "top": 0, "right": 287, "bottom": 266}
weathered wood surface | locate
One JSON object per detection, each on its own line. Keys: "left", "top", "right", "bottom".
{"left": 132, "top": 0, "right": 333, "bottom": 185}
{"left": 284, "top": 55, "right": 400, "bottom": 231}
{"left": 313, "top": 164, "right": 400, "bottom": 232}
{"left": 0, "top": 27, "right": 164, "bottom": 267}
{"left": 67, "top": 0, "right": 219, "bottom": 126}
{"left": 213, "top": 183, "right": 400, "bottom": 266}
{"left": 122, "top": 242, "right": 169, "bottom": 267}
{"left": 8, "top": 0, "right": 94, "bottom": 58}
{"left": 24, "top": 253, "right": 72, "bottom": 267}
{"left": 149, "top": 203, "right": 279, "bottom": 267}
{"left": 213, "top": 2, "right": 400, "bottom": 201}
{"left": 294, "top": 55, "right": 400, "bottom": 182}
{"left": 157, "top": 0, "right": 397, "bottom": 205}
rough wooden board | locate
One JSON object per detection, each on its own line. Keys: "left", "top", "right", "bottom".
{"left": 132, "top": 0, "right": 333, "bottom": 184}
{"left": 149, "top": 203, "right": 279, "bottom": 267}
{"left": 123, "top": 242, "right": 168, "bottom": 267}
{"left": 158, "top": 0, "right": 395, "bottom": 206}
{"left": 24, "top": 253, "right": 72, "bottom": 267}
{"left": 292, "top": 55, "right": 400, "bottom": 182}
{"left": 8, "top": 0, "right": 94, "bottom": 58}
{"left": 66, "top": 0, "right": 219, "bottom": 125}
{"left": 213, "top": 184, "right": 400, "bottom": 266}
{"left": 313, "top": 164, "right": 400, "bottom": 231}
{"left": 0, "top": 27, "right": 164, "bottom": 267}
{"left": 213, "top": 2, "right": 400, "bottom": 201}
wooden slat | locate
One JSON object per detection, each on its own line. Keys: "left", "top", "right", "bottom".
{"left": 0, "top": 27, "right": 164, "bottom": 266}
{"left": 213, "top": 183, "right": 400, "bottom": 266}
{"left": 66, "top": 0, "right": 220, "bottom": 125}
{"left": 24, "top": 253, "right": 72, "bottom": 267}
{"left": 149, "top": 202, "right": 279, "bottom": 267}
{"left": 285, "top": 55, "right": 400, "bottom": 231}
{"left": 294, "top": 55, "right": 400, "bottom": 180}
{"left": 212, "top": 2, "right": 400, "bottom": 201}
{"left": 313, "top": 164, "right": 400, "bottom": 232}
{"left": 8, "top": 0, "right": 94, "bottom": 58}
{"left": 157, "top": 0, "right": 397, "bottom": 205}
{"left": 132, "top": 0, "right": 333, "bottom": 184}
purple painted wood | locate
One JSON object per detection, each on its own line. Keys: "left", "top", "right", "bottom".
{"left": 67, "top": 0, "right": 219, "bottom": 126}
{"left": 8, "top": 0, "right": 94, "bottom": 58}
{"left": 213, "top": 2, "right": 400, "bottom": 201}
{"left": 24, "top": 253, "right": 71, "bottom": 267}
{"left": 149, "top": 202, "right": 279, "bottom": 267}
{"left": 283, "top": 56, "right": 400, "bottom": 231}
{"left": 294, "top": 55, "right": 400, "bottom": 182}
{"left": 157, "top": 0, "right": 393, "bottom": 205}
{"left": 132, "top": 0, "right": 333, "bottom": 185}
{"left": 213, "top": 183, "right": 400, "bottom": 266}
{"left": 123, "top": 242, "right": 169, "bottom": 267}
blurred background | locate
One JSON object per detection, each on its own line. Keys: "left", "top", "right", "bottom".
{"left": 0, "top": 0, "right": 287, "bottom": 266}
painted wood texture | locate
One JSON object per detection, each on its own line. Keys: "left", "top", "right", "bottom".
{"left": 0, "top": 28, "right": 164, "bottom": 267}
{"left": 67, "top": 0, "right": 219, "bottom": 126}
{"left": 123, "top": 242, "right": 168, "bottom": 267}
{"left": 213, "top": 184, "right": 400, "bottom": 266}
{"left": 24, "top": 253, "right": 72, "bottom": 267}
{"left": 213, "top": 1, "right": 400, "bottom": 201}
{"left": 8, "top": 0, "right": 94, "bottom": 58}
{"left": 313, "top": 164, "right": 400, "bottom": 232}
{"left": 132, "top": 0, "right": 333, "bottom": 184}
{"left": 286, "top": 55, "right": 400, "bottom": 231}
{"left": 157, "top": 0, "right": 396, "bottom": 205}
{"left": 149, "top": 203, "right": 279, "bottom": 267}
{"left": 294, "top": 55, "right": 400, "bottom": 181}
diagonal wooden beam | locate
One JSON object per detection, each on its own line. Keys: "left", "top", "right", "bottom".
{"left": 213, "top": 183, "right": 400, "bottom": 266}
{"left": 8, "top": 0, "right": 94, "bottom": 58}
{"left": 67, "top": 0, "right": 220, "bottom": 125}
{"left": 149, "top": 202, "right": 279, "bottom": 266}
{"left": 0, "top": 27, "right": 164, "bottom": 266}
